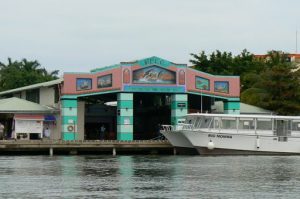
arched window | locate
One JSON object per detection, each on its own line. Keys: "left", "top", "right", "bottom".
{"left": 123, "top": 69, "right": 130, "bottom": 84}
{"left": 179, "top": 70, "right": 185, "bottom": 85}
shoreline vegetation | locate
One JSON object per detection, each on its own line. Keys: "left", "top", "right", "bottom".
{"left": 190, "top": 49, "right": 300, "bottom": 115}
{"left": 1, "top": 49, "right": 299, "bottom": 115}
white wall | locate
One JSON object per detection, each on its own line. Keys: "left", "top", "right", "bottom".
{"left": 21, "top": 91, "right": 26, "bottom": 99}
{"left": 77, "top": 101, "right": 85, "bottom": 140}
{"left": 51, "top": 112, "right": 61, "bottom": 140}
{"left": 39, "top": 87, "right": 55, "bottom": 106}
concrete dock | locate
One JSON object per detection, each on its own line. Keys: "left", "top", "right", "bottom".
{"left": 0, "top": 140, "right": 175, "bottom": 155}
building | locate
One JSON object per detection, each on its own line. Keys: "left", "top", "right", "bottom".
{"left": 254, "top": 53, "right": 300, "bottom": 64}
{"left": 0, "top": 56, "right": 240, "bottom": 141}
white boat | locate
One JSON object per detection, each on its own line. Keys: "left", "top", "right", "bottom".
{"left": 161, "top": 116, "right": 194, "bottom": 149}
{"left": 161, "top": 113, "right": 300, "bottom": 155}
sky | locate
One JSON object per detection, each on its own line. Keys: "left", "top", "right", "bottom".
{"left": 0, "top": 0, "right": 299, "bottom": 75}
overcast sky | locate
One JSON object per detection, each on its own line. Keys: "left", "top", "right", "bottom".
{"left": 0, "top": 0, "right": 299, "bottom": 74}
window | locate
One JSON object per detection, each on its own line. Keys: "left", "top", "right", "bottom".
{"left": 26, "top": 89, "right": 40, "bottom": 103}
{"left": 54, "top": 86, "right": 59, "bottom": 103}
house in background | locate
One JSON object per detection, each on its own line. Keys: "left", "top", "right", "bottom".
{"left": 0, "top": 79, "right": 62, "bottom": 140}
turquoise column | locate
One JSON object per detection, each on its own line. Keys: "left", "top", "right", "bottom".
{"left": 61, "top": 98, "right": 78, "bottom": 140}
{"left": 117, "top": 93, "right": 133, "bottom": 141}
{"left": 223, "top": 100, "right": 240, "bottom": 114}
{"left": 171, "top": 94, "right": 188, "bottom": 125}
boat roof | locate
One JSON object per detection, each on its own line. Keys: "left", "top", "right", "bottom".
{"left": 186, "top": 113, "right": 300, "bottom": 120}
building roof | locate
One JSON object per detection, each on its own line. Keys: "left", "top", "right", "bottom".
{"left": 254, "top": 53, "right": 300, "bottom": 58}
{"left": 0, "top": 97, "right": 58, "bottom": 113}
{"left": 0, "top": 78, "right": 63, "bottom": 96}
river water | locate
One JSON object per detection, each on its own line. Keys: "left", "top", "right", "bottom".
{"left": 0, "top": 155, "right": 300, "bottom": 199}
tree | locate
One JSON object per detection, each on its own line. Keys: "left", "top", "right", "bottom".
{"left": 258, "top": 64, "right": 300, "bottom": 115}
{"left": 0, "top": 58, "right": 59, "bottom": 91}
{"left": 190, "top": 49, "right": 300, "bottom": 115}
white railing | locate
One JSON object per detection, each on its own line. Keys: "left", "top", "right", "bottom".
{"left": 161, "top": 125, "right": 174, "bottom": 132}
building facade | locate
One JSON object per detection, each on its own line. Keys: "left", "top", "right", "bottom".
{"left": 0, "top": 56, "right": 241, "bottom": 141}
{"left": 61, "top": 56, "right": 240, "bottom": 141}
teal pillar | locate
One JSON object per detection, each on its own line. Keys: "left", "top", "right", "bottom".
{"left": 171, "top": 94, "right": 188, "bottom": 125}
{"left": 117, "top": 93, "right": 133, "bottom": 141}
{"left": 223, "top": 100, "right": 240, "bottom": 114}
{"left": 61, "top": 98, "right": 78, "bottom": 140}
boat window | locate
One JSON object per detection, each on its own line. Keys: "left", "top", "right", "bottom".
{"left": 221, "top": 118, "right": 237, "bottom": 129}
{"left": 238, "top": 118, "right": 254, "bottom": 130}
{"left": 292, "top": 121, "right": 300, "bottom": 131}
{"left": 185, "top": 117, "right": 193, "bottom": 124}
{"left": 200, "top": 117, "right": 213, "bottom": 128}
{"left": 214, "top": 117, "right": 221, "bottom": 129}
{"left": 194, "top": 117, "right": 202, "bottom": 129}
{"left": 257, "top": 119, "right": 272, "bottom": 130}
{"left": 177, "top": 118, "right": 186, "bottom": 125}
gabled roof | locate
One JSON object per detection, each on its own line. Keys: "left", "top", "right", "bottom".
{"left": 0, "top": 78, "right": 63, "bottom": 96}
{"left": 0, "top": 97, "right": 58, "bottom": 113}
{"left": 90, "top": 56, "right": 187, "bottom": 73}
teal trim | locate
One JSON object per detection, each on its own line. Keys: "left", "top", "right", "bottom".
{"left": 117, "top": 100, "right": 133, "bottom": 109}
{"left": 117, "top": 133, "right": 133, "bottom": 141}
{"left": 62, "top": 132, "right": 78, "bottom": 140}
{"left": 62, "top": 100, "right": 77, "bottom": 108}
{"left": 171, "top": 116, "right": 186, "bottom": 125}
{"left": 117, "top": 93, "right": 133, "bottom": 101}
{"left": 117, "top": 125, "right": 133, "bottom": 133}
{"left": 117, "top": 92, "right": 133, "bottom": 140}
{"left": 171, "top": 94, "right": 188, "bottom": 101}
{"left": 61, "top": 95, "right": 78, "bottom": 100}
{"left": 62, "top": 108, "right": 77, "bottom": 117}
{"left": 124, "top": 85, "right": 185, "bottom": 93}
{"left": 62, "top": 125, "right": 77, "bottom": 133}
{"left": 138, "top": 56, "right": 173, "bottom": 68}
{"left": 90, "top": 64, "right": 121, "bottom": 73}
{"left": 187, "top": 91, "right": 240, "bottom": 101}
{"left": 117, "top": 116, "right": 133, "bottom": 125}
{"left": 118, "top": 109, "right": 133, "bottom": 116}
{"left": 171, "top": 94, "right": 188, "bottom": 125}
{"left": 62, "top": 116, "right": 78, "bottom": 124}
{"left": 171, "top": 109, "right": 188, "bottom": 117}
{"left": 224, "top": 101, "right": 240, "bottom": 110}
{"left": 171, "top": 101, "right": 188, "bottom": 109}
{"left": 224, "top": 109, "right": 240, "bottom": 114}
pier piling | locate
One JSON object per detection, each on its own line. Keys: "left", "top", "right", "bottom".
{"left": 49, "top": 147, "right": 53, "bottom": 156}
{"left": 113, "top": 147, "right": 116, "bottom": 156}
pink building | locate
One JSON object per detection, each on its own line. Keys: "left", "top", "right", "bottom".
{"left": 61, "top": 56, "right": 240, "bottom": 141}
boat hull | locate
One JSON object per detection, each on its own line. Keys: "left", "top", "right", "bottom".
{"left": 160, "top": 130, "right": 193, "bottom": 148}
{"left": 181, "top": 130, "right": 300, "bottom": 155}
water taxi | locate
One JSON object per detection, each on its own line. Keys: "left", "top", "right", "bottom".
{"left": 161, "top": 113, "right": 300, "bottom": 155}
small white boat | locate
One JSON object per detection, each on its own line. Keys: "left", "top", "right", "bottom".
{"left": 161, "top": 113, "right": 300, "bottom": 155}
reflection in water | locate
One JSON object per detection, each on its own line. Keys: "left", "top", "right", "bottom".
{"left": 0, "top": 156, "right": 300, "bottom": 198}
{"left": 118, "top": 156, "right": 133, "bottom": 198}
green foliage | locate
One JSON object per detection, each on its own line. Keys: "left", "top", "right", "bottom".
{"left": 0, "top": 58, "right": 59, "bottom": 91}
{"left": 190, "top": 50, "right": 300, "bottom": 115}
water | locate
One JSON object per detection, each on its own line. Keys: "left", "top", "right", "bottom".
{"left": 0, "top": 155, "right": 300, "bottom": 199}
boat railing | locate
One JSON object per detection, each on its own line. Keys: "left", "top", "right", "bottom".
{"left": 161, "top": 125, "right": 174, "bottom": 132}
{"left": 182, "top": 124, "right": 194, "bottom": 130}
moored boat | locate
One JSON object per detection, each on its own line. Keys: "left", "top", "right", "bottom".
{"left": 161, "top": 113, "right": 300, "bottom": 155}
